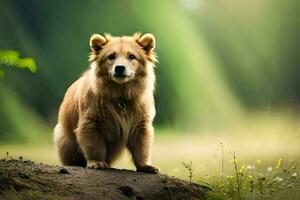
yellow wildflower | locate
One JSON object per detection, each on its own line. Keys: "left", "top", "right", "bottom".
{"left": 239, "top": 164, "right": 246, "bottom": 174}
{"left": 276, "top": 158, "right": 283, "bottom": 169}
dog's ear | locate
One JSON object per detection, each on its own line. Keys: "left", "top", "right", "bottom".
{"left": 137, "top": 33, "right": 156, "bottom": 53}
{"left": 90, "top": 34, "right": 108, "bottom": 52}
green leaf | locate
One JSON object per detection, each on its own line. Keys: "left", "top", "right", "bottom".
{"left": 0, "top": 50, "right": 19, "bottom": 66}
{"left": 0, "top": 50, "right": 37, "bottom": 74}
{"left": 17, "top": 58, "right": 37, "bottom": 73}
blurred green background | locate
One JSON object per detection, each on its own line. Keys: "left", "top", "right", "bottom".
{"left": 0, "top": 0, "right": 299, "bottom": 182}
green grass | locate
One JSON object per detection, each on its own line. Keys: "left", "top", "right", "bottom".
{"left": 207, "top": 152, "right": 300, "bottom": 200}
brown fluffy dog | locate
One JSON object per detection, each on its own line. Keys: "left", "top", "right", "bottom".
{"left": 53, "top": 33, "right": 159, "bottom": 173}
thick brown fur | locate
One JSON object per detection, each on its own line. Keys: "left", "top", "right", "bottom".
{"left": 53, "top": 33, "right": 159, "bottom": 173}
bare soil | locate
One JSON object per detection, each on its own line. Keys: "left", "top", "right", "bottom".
{"left": 0, "top": 159, "right": 209, "bottom": 200}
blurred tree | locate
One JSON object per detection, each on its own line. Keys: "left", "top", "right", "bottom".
{"left": 192, "top": 0, "right": 300, "bottom": 107}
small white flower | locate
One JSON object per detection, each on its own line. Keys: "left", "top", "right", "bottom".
{"left": 291, "top": 172, "right": 297, "bottom": 178}
{"left": 274, "top": 177, "right": 283, "bottom": 182}
{"left": 247, "top": 165, "right": 252, "bottom": 170}
{"left": 267, "top": 167, "right": 273, "bottom": 172}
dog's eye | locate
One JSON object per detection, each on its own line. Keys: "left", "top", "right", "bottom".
{"left": 108, "top": 54, "right": 116, "bottom": 60}
{"left": 128, "top": 54, "right": 136, "bottom": 60}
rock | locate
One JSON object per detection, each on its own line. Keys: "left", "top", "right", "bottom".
{"left": 0, "top": 160, "right": 209, "bottom": 200}
{"left": 59, "top": 168, "right": 69, "bottom": 174}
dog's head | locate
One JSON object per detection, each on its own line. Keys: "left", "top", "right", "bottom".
{"left": 89, "top": 33, "right": 157, "bottom": 84}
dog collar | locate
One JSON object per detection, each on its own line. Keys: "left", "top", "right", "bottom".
{"left": 117, "top": 101, "right": 127, "bottom": 115}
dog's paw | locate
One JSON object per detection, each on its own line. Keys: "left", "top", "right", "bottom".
{"left": 137, "top": 165, "right": 159, "bottom": 174}
{"left": 87, "top": 160, "right": 108, "bottom": 169}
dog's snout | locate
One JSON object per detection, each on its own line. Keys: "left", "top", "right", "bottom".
{"left": 115, "top": 65, "right": 125, "bottom": 75}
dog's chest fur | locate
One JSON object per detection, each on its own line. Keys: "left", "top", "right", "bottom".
{"left": 92, "top": 97, "right": 142, "bottom": 144}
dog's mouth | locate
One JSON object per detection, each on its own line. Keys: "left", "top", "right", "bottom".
{"left": 113, "top": 74, "right": 127, "bottom": 78}
{"left": 111, "top": 74, "right": 134, "bottom": 84}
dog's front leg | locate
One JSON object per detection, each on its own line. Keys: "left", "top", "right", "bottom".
{"left": 76, "top": 117, "right": 108, "bottom": 169}
{"left": 128, "top": 124, "right": 159, "bottom": 174}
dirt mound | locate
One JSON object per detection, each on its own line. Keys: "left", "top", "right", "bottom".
{"left": 0, "top": 159, "right": 209, "bottom": 200}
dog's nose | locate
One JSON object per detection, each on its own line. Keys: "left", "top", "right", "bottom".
{"left": 115, "top": 65, "right": 125, "bottom": 75}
